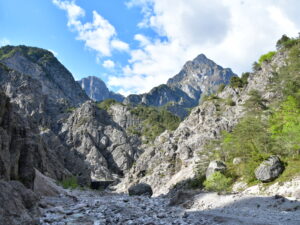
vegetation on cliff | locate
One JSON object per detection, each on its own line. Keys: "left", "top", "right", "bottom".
{"left": 201, "top": 35, "right": 300, "bottom": 189}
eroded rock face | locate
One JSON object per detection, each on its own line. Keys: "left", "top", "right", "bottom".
{"left": 0, "top": 46, "right": 92, "bottom": 185}
{"left": 255, "top": 156, "right": 284, "bottom": 182}
{"left": 60, "top": 101, "right": 138, "bottom": 181}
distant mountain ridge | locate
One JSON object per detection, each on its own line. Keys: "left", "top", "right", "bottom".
{"left": 124, "top": 54, "right": 237, "bottom": 118}
{"left": 77, "top": 76, "right": 124, "bottom": 102}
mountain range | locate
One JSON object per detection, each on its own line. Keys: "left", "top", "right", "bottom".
{"left": 78, "top": 53, "right": 236, "bottom": 118}
{"left": 1, "top": 34, "right": 300, "bottom": 225}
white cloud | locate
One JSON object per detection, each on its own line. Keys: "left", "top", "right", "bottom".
{"left": 108, "top": 0, "right": 300, "bottom": 94}
{"left": 0, "top": 38, "right": 10, "bottom": 46}
{"left": 53, "top": 0, "right": 129, "bottom": 57}
{"left": 49, "top": 49, "right": 58, "bottom": 57}
{"left": 102, "top": 60, "right": 115, "bottom": 69}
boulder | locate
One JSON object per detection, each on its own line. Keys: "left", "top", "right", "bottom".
{"left": 233, "top": 157, "right": 243, "bottom": 165}
{"left": 128, "top": 183, "right": 153, "bottom": 197}
{"left": 206, "top": 160, "right": 227, "bottom": 178}
{"left": 33, "top": 169, "right": 66, "bottom": 197}
{"left": 0, "top": 181, "right": 40, "bottom": 225}
{"left": 255, "top": 156, "right": 284, "bottom": 182}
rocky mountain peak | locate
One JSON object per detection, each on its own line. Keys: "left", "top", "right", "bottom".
{"left": 0, "top": 45, "right": 88, "bottom": 107}
{"left": 78, "top": 76, "right": 124, "bottom": 102}
{"left": 125, "top": 53, "right": 236, "bottom": 118}
{"left": 167, "top": 54, "right": 235, "bottom": 93}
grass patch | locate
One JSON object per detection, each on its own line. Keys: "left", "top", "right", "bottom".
{"left": 96, "top": 99, "right": 121, "bottom": 111}
{"left": 258, "top": 51, "right": 276, "bottom": 65}
{"left": 66, "top": 107, "right": 76, "bottom": 113}
{"left": 203, "top": 172, "right": 233, "bottom": 192}
{"left": 59, "top": 176, "right": 79, "bottom": 189}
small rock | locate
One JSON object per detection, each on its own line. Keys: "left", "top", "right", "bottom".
{"left": 206, "top": 160, "right": 227, "bottom": 178}
{"left": 233, "top": 157, "right": 243, "bottom": 165}
{"left": 128, "top": 183, "right": 153, "bottom": 197}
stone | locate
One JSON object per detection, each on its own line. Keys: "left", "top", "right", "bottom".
{"left": 206, "top": 160, "right": 227, "bottom": 178}
{"left": 33, "top": 169, "right": 66, "bottom": 197}
{"left": 255, "top": 156, "right": 284, "bottom": 182}
{"left": 233, "top": 157, "right": 243, "bottom": 165}
{"left": 128, "top": 183, "right": 153, "bottom": 197}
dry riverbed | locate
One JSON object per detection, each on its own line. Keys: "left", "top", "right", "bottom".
{"left": 39, "top": 188, "right": 300, "bottom": 225}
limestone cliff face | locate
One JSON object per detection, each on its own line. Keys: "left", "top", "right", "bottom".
{"left": 60, "top": 101, "right": 140, "bottom": 181}
{"left": 124, "top": 54, "right": 236, "bottom": 118}
{"left": 0, "top": 46, "right": 141, "bottom": 186}
{"left": 78, "top": 76, "right": 124, "bottom": 102}
{"left": 0, "top": 46, "right": 89, "bottom": 131}
{"left": 0, "top": 91, "right": 72, "bottom": 224}
{"left": 116, "top": 51, "right": 286, "bottom": 196}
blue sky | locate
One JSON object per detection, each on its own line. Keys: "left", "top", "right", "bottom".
{"left": 1, "top": 0, "right": 299, "bottom": 95}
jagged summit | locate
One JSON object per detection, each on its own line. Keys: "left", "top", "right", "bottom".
{"left": 125, "top": 53, "right": 236, "bottom": 118}
{"left": 77, "top": 76, "right": 124, "bottom": 102}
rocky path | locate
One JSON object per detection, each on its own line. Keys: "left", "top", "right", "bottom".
{"left": 39, "top": 189, "right": 300, "bottom": 225}
{"left": 39, "top": 190, "right": 211, "bottom": 225}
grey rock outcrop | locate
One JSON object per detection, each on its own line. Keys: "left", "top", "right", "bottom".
{"left": 255, "top": 156, "right": 284, "bottom": 182}
{"left": 206, "top": 160, "right": 227, "bottom": 178}
{"left": 124, "top": 54, "right": 236, "bottom": 118}
{"left": 128, "top": 183, "right": 153, "bottom": 196}
{"left": 78, "top": 76, "right": 124, "bottom": 102}
{"left": 60, "top": 101, "right": 138, "bottom": 181}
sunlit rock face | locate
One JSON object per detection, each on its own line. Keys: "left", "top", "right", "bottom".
{"left": 124, "top": 54, "right": 236, "bottom": 118}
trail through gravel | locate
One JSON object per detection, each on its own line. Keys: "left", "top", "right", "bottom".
{"left": 39, "top": 189, "right": 300, "bottom": 225}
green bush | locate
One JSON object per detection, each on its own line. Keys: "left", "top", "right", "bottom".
{"left": 241, "top": 72, "right": 250, "bottom": 84}
{"left": 252, "top": 61, "right": 261, "bottom": 72}
{"left": 258, "top": 51, "right": 276, "bottom": 65}
{"left": 276, "top": 35, "right": 300, "bottom": 49}
{"left": 66, "top": 107, "right": 76, "bottom": 113}
{"left": 59, "top": 176, "right": 79, "bottom": 189}
{"left": 96, "top": 99, "right": 118, "bottom": 111}
{"left": 217, "top": 84, "right": 226, "bottom": 93}
{"left": 188, "top": 175, "right": 206, "bottom": 189}
{"left": 225, "top": 98, "right": 236, "bottom": 106}
{"left": 269, "top": 96, "right": 300, "bottom": 156}
{"left": 243, "top": 90, "right": 267, "bottom": 113}
{"left": 203, "top": 172, "right": 232, "bottom": 192}
{"left": 129, "top": 105, "right": 181, "bottom": 142}
{"left": 230, "top": 76, "right": 243, "bottom": 88}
